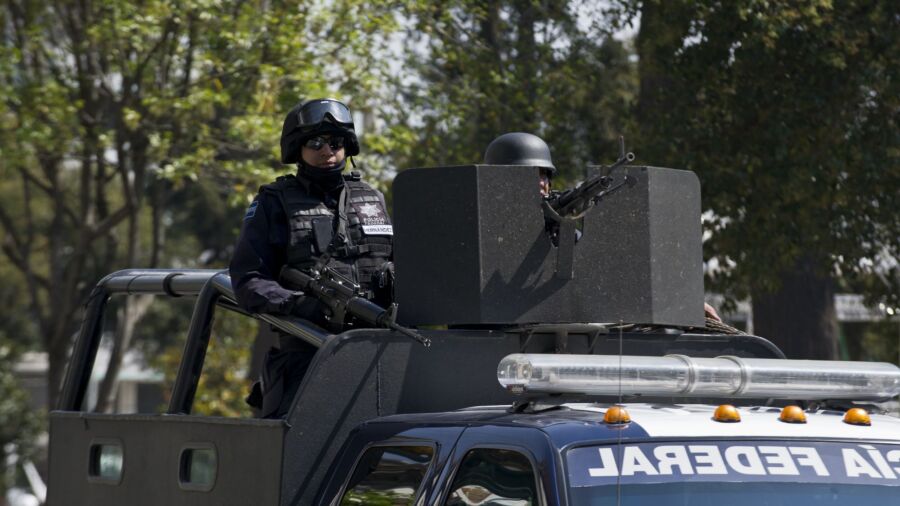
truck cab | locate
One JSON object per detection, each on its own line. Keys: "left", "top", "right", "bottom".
{"left": 323, "top": 402, "right": 900, "bottom": 506}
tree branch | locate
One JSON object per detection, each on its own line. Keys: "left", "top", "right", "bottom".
{"left": 132, "top": 18, "right": 177, "bottom": 87}
{"left": 88, "top": 204, "right": 133, "bottom": 241}
{"left": 0, "top": 199, "right": 24, "bottom": 249}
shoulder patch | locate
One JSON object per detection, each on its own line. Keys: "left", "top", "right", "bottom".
{"left": 244, "top": 201, "right": 259, "bottom": 220}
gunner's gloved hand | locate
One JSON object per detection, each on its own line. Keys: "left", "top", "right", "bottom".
{"left": 279, "top": 292, "right": 332, "bottom": 324}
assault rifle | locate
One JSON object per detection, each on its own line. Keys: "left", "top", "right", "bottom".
{"left": 543, "top": 136, "right": 636, "bottom": 221}
{"left": 280, "top": 266, "right": 431, "bottom": 347}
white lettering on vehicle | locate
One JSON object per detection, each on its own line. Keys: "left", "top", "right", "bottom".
{"left": 653, "top": 445, "right": 694, "bottom": 475}
{"left": 621, "top": 446, "right": 659, "bottom": 476}
{"left": 843, "top": 448, "right": 883, "bottom": 478}
{"left": 862, "top": 445, "right": 897, "bottom": 479}
{"left": 588, "top": 448, "right": 619, "bottom": 477}
{"left": 789, "top": 447, "right": 830, "bottom": 476}
{"left": 724, "top": 446, "right": 766, "bottom": 475}
{"left": 583, "top": 444, "right": 900, "bottom": 481}
{"left": 690, "top": 445, "right": 728, "bottom": 475}
{"left": 758, "top": 446, "right": 800, "bottom": 475}
{"left": 887, "top": 450, "right": 900, "bottom": 474}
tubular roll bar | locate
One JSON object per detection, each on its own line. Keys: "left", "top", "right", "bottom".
{"left": 57, "top": 269, "right": 330, "bottom": 412}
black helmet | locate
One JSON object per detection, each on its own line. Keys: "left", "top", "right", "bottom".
{"left": 280, "top": 98, "right": 360, "bottom": 164}
{"left": 483, "top": 132, "right": 556, "bottom": 176}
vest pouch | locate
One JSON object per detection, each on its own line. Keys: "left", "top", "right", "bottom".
{"left": 311, "top": 216, "right": 334, "bottom": 255}
{"left": 286, "top": 237, "right": 315, "bottom": 266}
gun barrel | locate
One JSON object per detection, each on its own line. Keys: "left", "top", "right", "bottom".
{"left": 345, "top": 296, "right": 386, "bottom": 326}
{"left": 549, "top": 148, "right": 635, "bottom": 218}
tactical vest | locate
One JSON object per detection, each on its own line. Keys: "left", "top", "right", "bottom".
{"left": 261, "top": 173, "right": 393, "bottom": 297}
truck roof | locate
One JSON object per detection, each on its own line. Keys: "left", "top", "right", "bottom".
{"left": 369, "top": 403, "right": 900, "bottom": 447}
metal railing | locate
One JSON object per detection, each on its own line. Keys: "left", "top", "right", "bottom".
{"left": 57, "top": 269, "right": 330, "bottom": 413}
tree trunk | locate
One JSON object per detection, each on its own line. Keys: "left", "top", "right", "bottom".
{"left": 513, "top": 0, "right": 537, "bottom": 130}
{"left": 636, "top": 1, "right": 672, "bottom": 126}
{"left": 636, "top": 0, "right": 692, "bottom": 155}
{"left": 752, "top": 257, "right": 839, "bottom": 360}
{"left": 47, "top": 336, "right": 70, "bottom": 410}
{"left": 94, "top": 295, "right": 154, "bottom": 412}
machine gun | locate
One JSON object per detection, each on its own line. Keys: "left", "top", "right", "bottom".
{"left": 280, "top": 266, "right": 431, "bottom": 347}
{"left": 541, "top": 137, "right": 635, "bottom": 279}
{"left": 543, "top": 136, "right": 636, "bottom": 221}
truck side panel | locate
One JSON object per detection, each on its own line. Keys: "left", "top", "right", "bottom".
{"left": 48, "top": 412, "right": 285, "bottom": 506}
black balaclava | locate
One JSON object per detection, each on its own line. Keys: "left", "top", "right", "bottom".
{"left": 297, "top": 158, "right": 346, "bottom": 197}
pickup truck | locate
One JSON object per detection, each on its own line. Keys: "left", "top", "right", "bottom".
{"left": 47, "top": 269, "right": 900, "bottom": 505}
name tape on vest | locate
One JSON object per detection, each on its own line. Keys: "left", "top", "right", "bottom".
{"left": 567, "top": 441, "right": 900, "bottom": 487}
{"left": 362, "top": 224, "right": 393, "bottom": 236}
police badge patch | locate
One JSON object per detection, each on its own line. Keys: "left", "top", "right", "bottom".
{"left": 357, "top": 203, "right": 385, "bottom": 223}
{"left": 354, "top": 202, "right": 393, "bottom": 235}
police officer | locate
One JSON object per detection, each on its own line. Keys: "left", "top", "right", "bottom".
{"left": 230, "top": 98, "right": 393, "bottom": 417}
{"left": 483, "top": 131, "right": 724, "bottom": 324}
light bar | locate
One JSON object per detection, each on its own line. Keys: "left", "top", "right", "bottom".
{"left": 496, "top": 354, "right": 900, "bottom": 400}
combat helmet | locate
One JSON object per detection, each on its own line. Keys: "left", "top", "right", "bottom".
{"left": 280, "top": 98, "right": 360, "bottom": 164}
{"left": 483, "top": 132, "right": 556, "bottom": 176}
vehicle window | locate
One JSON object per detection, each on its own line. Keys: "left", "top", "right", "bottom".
{"left": 445, "top": 449, "right": 538, "bottom": 506}
{"left": 88, "top": 441, "right": 123, "bottom": 483}
{"left": 340, "top": 445, "right": 434, "bottom": 506}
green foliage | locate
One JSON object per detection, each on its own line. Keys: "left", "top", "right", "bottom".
{"left": 154, "top": 308, "right": 256, "bottom": 417}
{"left": 0, "top": 344, "right": 44, "bottom": 497}
{"left": 0, "top": 0, "right": 404, "bottom": 410}
{"left": 843, "top": 320, "right": 900, "bottom": 364}
{"left": 396, "top": 1, "right": 637, "bottom": 185}
{"left": 615, "top": 0, "right": 899, "bottom": 305}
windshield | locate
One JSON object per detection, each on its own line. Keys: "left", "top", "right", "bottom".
{"left": 566, "top": 440, "right": 900, "bottom": 504}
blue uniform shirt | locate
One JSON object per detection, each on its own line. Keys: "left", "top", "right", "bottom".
{"left": 229, "top": 190, "right": 299, "bottom": 315}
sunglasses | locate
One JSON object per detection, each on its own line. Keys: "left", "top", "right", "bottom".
{"left": 304, "top": 136, "right": 346, "bottom": 151}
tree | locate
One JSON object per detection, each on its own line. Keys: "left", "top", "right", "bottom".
{"left": 154, "top": 309, "right": 257, "bottom": 417}
{"left": 620, "top": 0, "right": 899, "bottom": 358}
{"left": 0, "top": 0, "right": 402, "bottom": 409}
{"left": 0, "top": 344, "right": 43, "bottom": 500}
{"left": 397, "top": 1, "right": 637, "bottom": 184}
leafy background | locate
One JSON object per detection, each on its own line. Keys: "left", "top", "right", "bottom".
{"left": 0, "top": 0, "right": 897, "bottom": 498}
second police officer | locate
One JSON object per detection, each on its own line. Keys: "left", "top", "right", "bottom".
{"left": 483, "top": 131, "right": 724, "bottom": 324}
{"left": 230, "top": 98, "right": 393, "bottom": 417}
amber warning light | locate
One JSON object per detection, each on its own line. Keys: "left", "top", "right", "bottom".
{"left": 496, "top": 354, "right": 900, "bottom": 400}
